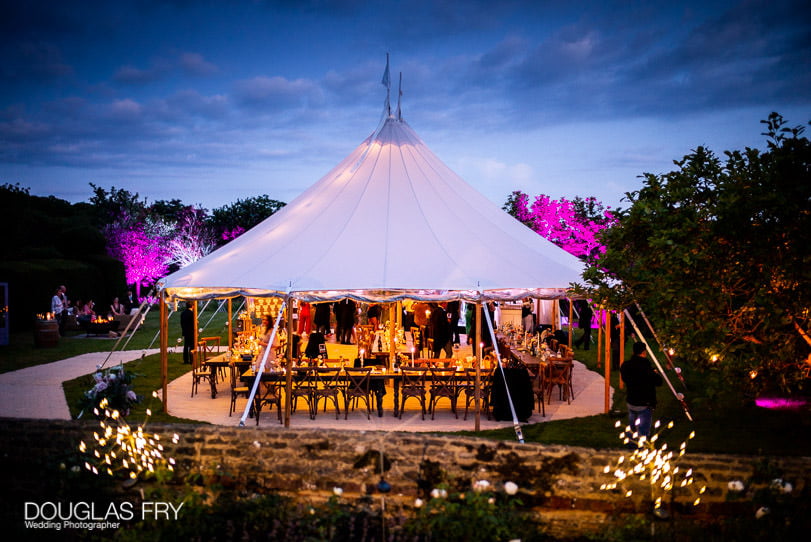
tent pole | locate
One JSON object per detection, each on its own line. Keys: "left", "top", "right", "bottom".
{"left": 474, "top": 301, "right": 482, "bottom": 432}
{"left": 160, "top": 290, "right": 168, "bottom": 413}
{"left": 193, "top": 301, "right": 199, "bottom": 361}
{"left": 285, "top": 301, "right": 294, "bottom": 427}
{"left": 596, "top": 308, "right": 603, "bottom": 368}
{"left": 227, "top": 299, "right": 233, "bottom": 350}
{"left": 568, "top": 298, "right": 573, "bottom": 350}
{"left": 619, "top": 311, "right": 625, "bottom": 390}
{"left": 605, "top": 310, "right": 611, "bottom": 414}
{"left": 388, "top": 303, "right": 396, "bottom": 369}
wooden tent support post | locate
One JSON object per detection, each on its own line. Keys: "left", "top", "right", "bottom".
{"left": 160, "top": 290, "right": 168, "bottom": 413}
{"left": 227, "top": 298, "right": 233, "bottom": 350}
{"left": 474, "top": 301, "right": 482, "bottom": 432}
{"left": 568, "top": 298, "right": 573, "bottom": 349}
{"left": 604, "top": 310, "right": 611, "bottom": 414}
{"left": 193, "top": 301, "right": 199, "bottom": 363}
{"left": 389, "top": 304, "right": 396, "bottom": 369}
{"left": 596, "top": 309, "right": 603, "bottom": 369}
{"left": 285, "top": 300, "right": 294, "bottom": 428}
{"left": 619, "top": 312, "right": 625, "bottom": 390}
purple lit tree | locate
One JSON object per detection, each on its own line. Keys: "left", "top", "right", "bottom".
{"left": 503, "top": 191, "right": 616, "bottom": 260}
{"left": 165, "top": 207, "right": 215, "bottom": 268}
{"left": 104, "top": 215, "right": 170, "bottom": 299}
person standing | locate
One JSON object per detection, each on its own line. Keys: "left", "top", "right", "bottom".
{"left": 430, "top": 303, "right": 453, "bottom": 358}
{"left": 297, "top": 301, "right": 312, "bottom": 335}
{"left": 446, "top": 300, "right": 461, "bottom": 346}
{"left": 573, "top": 301, "right": 593, "bottom": 350}
{"left": 123, "top": 290, "right": 136, "bottom": 314}
{"left": 180, "top": 303, "right": 195, "bottom": 364}
{"left": 313, "top": 302, "right": 331, "bottom": 336}
{"left": 51, "top": 285, "right": 67, "bottom": 336}
{"left": 521, "top": 298, "right": 535, "bottom": 333}
{"left": 620, "top": 341, "right": 663, "bottom": 441}
{"left": 337, "top": 298, "right": 357, "bottom": 345}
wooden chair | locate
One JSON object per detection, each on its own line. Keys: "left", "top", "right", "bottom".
{"left": 342, "top": 367, "right": 372, "bottom": 420}
{"left": 290, "top": 368, "right": 317, "bottom": 419}
{"left": 462, "top": 367, "right": 494, "bottom": 420}
{"left": 255, "top": 378, "right": 283, "bottom": 425}
{"left": 428, "top": 368, "right": 460, "bottom": 419}
{"left": 228, "top": 363, "right": 251, "bottom": 417}
{"left": 546, "top": 361, "right": 572, "bottom": 404}
{"left": 312, "top": 367, "right": 343, "bottom": 419}
{"left": 191, "top": 340, "right": 214, "bottom": 397}
{"left": 527, "top": 365, "right": 546, "bottom": 417}
{"left": 399, "top": 368, "right": 428, "bottom": 420}
{"left": 200, "top": 336, "right": 225, "bottom": 379}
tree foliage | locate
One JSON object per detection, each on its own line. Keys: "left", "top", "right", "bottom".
{"left": 503, "top": 191, "right": 615, "bottom": 259}
{"left": 209, "top": 195, "right": 286, "bottom": 243}
{"left": 581, "top": 113, "right": 811, "bottom": 397}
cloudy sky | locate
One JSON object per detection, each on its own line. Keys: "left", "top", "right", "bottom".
{"left": 2, "top": 0, "right": 809, "bottom": 212}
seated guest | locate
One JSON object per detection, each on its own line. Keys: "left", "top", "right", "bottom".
{"left": 109, "top": 297, "right": 125, "bottom": 317}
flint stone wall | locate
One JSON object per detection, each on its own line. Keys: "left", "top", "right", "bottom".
{"left": 2, "top": 419, "right": 809, "bottom": 537}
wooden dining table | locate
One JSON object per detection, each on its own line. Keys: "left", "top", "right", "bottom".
{"left": 240, "top": 363, "right": 486, "bottom": 418}
{"left": 204, "top": 353, "right": 252, "bottom": 399}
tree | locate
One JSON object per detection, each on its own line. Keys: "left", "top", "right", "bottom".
{"left": 209, "top": 195, "right": 286, "bottom": 244}
{"left": 581, "top": 113, "right": 811, "bottom": 397}
{"left": 103, "top": 213, "right": 171, "bottom": 299}
{"left": 503, "top": 191, "right": 615, "bottom": 260}
{"left": 165, "top": 206, "right": 215, "bottom": 268}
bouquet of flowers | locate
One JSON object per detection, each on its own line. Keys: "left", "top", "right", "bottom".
{"left": 78, "top": 365, "right": 142, "bottom": 418}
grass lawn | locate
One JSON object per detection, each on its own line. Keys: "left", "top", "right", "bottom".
{"left": 4, "top": 311, "right": 811, "bottom": 456}
{"left": 469, "top": 334, "right": 811, "bottom": 457}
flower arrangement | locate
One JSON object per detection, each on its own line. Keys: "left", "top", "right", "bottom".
{"left": 78, "top": 364, "right": 142, "bottom": 418}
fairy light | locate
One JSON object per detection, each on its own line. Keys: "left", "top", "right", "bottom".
{"left": 604, "top": 419, "right": 706, "bottom": 512}
{"left": 78, "top": 397, "right": 178, "bottom": 480}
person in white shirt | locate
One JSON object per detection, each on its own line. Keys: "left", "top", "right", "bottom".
{"left": 50, "top": 285, "right": 67, "bottom": 335}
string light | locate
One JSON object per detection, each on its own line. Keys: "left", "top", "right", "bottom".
{"left": 603, "top": 419, "right": 706, "bottom": 512}
{"left": 79, "top": 396, "right": 178, "bottom": 480}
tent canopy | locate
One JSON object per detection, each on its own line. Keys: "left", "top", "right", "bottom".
{"left": 159, "top": 115, "right": 585, "bottom": 303}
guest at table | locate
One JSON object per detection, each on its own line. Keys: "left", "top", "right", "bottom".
{"left": 109, "top": 297, "right": 125, "bottom": 317}
{"left": 257, "top": 315, "right": 280, "bottom": 365}
{"left": 180, "top": 303, "right": 194, "bottom": 364}
{"left": 620, "top": 341, "right": 662, "bottom": 442}
{"left": 77, "top": 299, "right": 95, "bottom": 325}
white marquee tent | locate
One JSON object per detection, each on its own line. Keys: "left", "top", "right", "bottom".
{"left": 157, "top": 115, "right": 584, "bottom": 303}
{"left": 156, "top": 104, "right": 590, "bottom": 428}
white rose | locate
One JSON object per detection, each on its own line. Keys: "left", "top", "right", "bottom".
{"left": 414, "top": 498, "right": 424, "bottom": 508}
{"left": 333, "top": 487, "right": 343, "bottom": 496}
{"left": 727, "top": 480, "right": 745, "bottom": 492}
{"left": 473, "top": 479, "right": 491, "bottom": 492}
{"left": 504, "top": 481, "right": 519, "bottom": 495}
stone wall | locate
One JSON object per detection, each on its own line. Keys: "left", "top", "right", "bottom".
{"left": 2, "top": 418, "right": 809, "bottom": 537}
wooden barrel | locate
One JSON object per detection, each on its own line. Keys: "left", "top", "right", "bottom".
{"left": 34, "top": 319, "right": 59, "bottom": 347}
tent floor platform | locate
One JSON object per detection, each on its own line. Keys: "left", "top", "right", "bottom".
{"left": 164, "top": 341, "right": 612, "bottom": 432}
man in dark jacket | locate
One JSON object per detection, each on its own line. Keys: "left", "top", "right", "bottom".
{"left": 620, "top": 341, "right": 662, "bottom": 441}
{"left": 180, "top": 303, "right": 195, "bottom": 364}
{"left": 430, "top": 303, "right": 452, "bottom": 358}
{"left": 573, "top": 301, "right": 593, "bottom": 350}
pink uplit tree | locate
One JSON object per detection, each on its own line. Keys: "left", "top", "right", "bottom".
{"left": 504, "top": 191, "right": 616, "bottom": 260}
{"left": 104, "top": 217, "right": 170, "bottom": 298}
{"left": 166, "top": 207, "right": 215, "bottom": 268}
